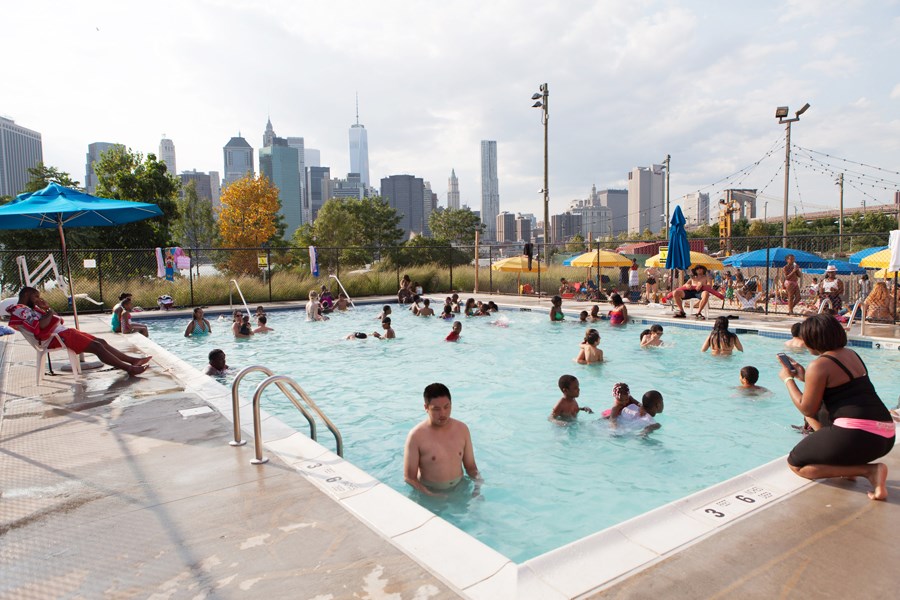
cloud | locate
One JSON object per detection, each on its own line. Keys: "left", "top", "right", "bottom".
{"left": 891, "top": 84, "right": 900, "bottom": 100}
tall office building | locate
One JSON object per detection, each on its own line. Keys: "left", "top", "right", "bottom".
{"left": 209, "top": 171, "right": 221, "bottom": 210}
{"left": 349, "top": 98, "right": 370, "bottom": 187}
{"left": 447, "top": 168, "right": 460, "bottom": 209}
{"left": 627, "top": 166, "right": 665, "bottom": 234}
{"left": 307, "top": 166, "right": 331, "bottom": 222}
{"left": 305, "top": 148, "right": 320, "bottom": 168}
{"left": 179, "top": 170, "right": 214, "bottom": 202}
{"left": 286, "top": 136, "right": 306, "bottom": 219}
{"left": 260, "top": 142, "right": 303, "bottom": 238}
{"left": 496, "top": 211, "right": 517, "bottom": 243}
{"left": 596, "top": 189, "right": 628, "bottom": 236}
{"left": 381, "top": 174, "right": 426, "bottom": 239}
{"left": 480, "top": 141, "right": 500, "bottom": 240}
{"left": 423, "top": 181, "right": 437, "bottom": 235}
{"left": 263, "top": 118, "right": 276, "bottom": 148}
{"left": 84, "top": 141, "right": 121, "bottom": 194}
{"left": 681, "top": 192, "right": 710, "bottom": 227}
{"left": 569, "top": 196, "right": 612, "bottom": 238}
{"left": 551, "top": 212, "right": 583, "bottom": 243}
{"left": 332, "top": 172, "right": 365, "bottom": 200}
{"left": 515, "top": 214, "right": 532, "bottom": 243}
{"left": 159, "top": 136, "right": 176, "bottom": 175}
{"left": 0, "top": 117, "right": 42, "bottom": 198}
{"left": 223, "top": 134, "right": 254, "bottom": 187}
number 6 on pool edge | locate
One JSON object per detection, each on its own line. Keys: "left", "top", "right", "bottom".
{"left": 735, "top": 495, "right": 755, "bottom": 503}
{"left": 705, "top": 508, "right": 725, "bottom": 518}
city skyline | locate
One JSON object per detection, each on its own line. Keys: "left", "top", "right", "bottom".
{"left": 3, "top": 1, "right": 899, "bottom": 221}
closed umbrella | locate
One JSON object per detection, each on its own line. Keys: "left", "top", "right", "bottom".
{"left": 0, "top": 183, "right": 164, "bottom": 329}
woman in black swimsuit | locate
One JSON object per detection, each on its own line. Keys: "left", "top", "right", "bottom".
{"left": 779, "top": 314, "right": 894, "bottom": 501}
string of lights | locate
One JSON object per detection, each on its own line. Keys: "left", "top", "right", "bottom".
{"left": 792, "top": 146, "right": 900, "bottom": 189}
{"left": 791, "top": 153, "right": 900, "bottom": 193}
{"left": 792, "top": 144, "right": 900, "bottom": 177}
{"left": 691, "top": 135, "right": 784, "bottom": 194}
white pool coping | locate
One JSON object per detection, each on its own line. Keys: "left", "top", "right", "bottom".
{"left": 124, "top": 323, "right": 831, "bottom": 599}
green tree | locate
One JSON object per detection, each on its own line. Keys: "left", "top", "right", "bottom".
{"left": 565, "top": 234, "right": 585, "bottom": 253}
{"left": 427, "top": 207, "right": 484, "bottom": 245}
{"left": 172, "top": 180, "right": 219, "bottom": 273}
{"left": 94, "top": 146, "right": 180, "bottom": 248}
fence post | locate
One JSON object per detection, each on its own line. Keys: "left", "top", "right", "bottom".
{"left": 97, "top": 251, "right": 104, "bottom": 306}
{"left": 188, "top": 248, "right": 195, "bottom": 307}
{"left": 267, "top": 248, "right": 272, "bottom": 302}
{"left": 489, "top": 245, "right": 493, "bottom": 292}
{"left": 449, "top": 245, "right": 453, "bottom": 292}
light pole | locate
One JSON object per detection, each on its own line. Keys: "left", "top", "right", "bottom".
{"left": 661, "top": 155, "right": 671, "bottom": 237}
{"left": 775, "top": 103, "right": 810, "bottom": 247}
{"left": 835, "top": 173, "right": 844, "bottom": 253}
{"left": 532, "top": 84, "right": 550, "bottom": 264}
{"left": 764, "top": 200, "right": 768, "bottom": 223}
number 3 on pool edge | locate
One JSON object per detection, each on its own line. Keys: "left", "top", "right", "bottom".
{"left": 705, "top": 508, "right": 725, "bottom": 518}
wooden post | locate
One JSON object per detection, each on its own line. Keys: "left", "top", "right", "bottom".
{"left": 474, "top": 230, "right": 480, "bottom": 293}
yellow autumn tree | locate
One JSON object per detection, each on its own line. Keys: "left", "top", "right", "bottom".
{"left": 218, "top": 175, "right": 281, "bottom": 274}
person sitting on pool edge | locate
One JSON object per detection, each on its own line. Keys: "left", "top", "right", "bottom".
{"left": 7, "top": 287, "right": 151, "bottom": 376}
{"left": 552, "top": 374, "right": 593, "bottom": 421}
{"left": 204, "top": 349, "right": 229, "bottom": 376}
{"left": 404, "top": 382, "right": 481, "bottom": 495}
{"left": 671, "top": 265, "right": 714, "bottom": 319}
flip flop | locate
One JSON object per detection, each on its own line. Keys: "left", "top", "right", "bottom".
{"left": 673, "top": 311, "right": 687, "bottom": 318}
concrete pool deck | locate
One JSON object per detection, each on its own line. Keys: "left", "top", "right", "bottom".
{"left": 1, "top": 295, "right": 898, "bottom": 598}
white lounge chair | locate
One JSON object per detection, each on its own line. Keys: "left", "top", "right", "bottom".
{"left": 12, "top": 325, "right": 82, "bottom": 385}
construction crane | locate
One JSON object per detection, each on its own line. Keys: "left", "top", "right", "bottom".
{"left": 718, "top": 196, "right": 740, "bottom": 256}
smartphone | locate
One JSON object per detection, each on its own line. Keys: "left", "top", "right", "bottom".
{"left": 777, "top": 353, "right": 796, "bottom": 373}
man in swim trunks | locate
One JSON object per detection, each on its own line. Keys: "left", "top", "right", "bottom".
{"left": 403, "top": 383, "right": 480, "bottom": 495}
{"left": 672, "top": 265, "right": 712, "bottom": 318}
{"left": 7, "top": 287, "right": 151, "bottom": 376}
{"left": 782, "top": 254, "right": 802, "bottom": 315}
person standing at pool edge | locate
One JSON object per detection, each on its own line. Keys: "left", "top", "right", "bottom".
{"left": 404, "top": 383, "right": 480, "bottom": 495}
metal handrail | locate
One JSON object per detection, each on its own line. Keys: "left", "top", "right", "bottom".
{"left": 329, "top": 274, "right": 356, "bottom": 308}
{"left": 250, "top": 374, "right": 344, "bottom": 464}
{"left": 229, "top": 365, "right": 316, "bottom": 446}
{"left": 229, "top": 279, "right": 253, "bottom": 317}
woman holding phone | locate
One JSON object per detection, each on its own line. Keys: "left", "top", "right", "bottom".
{"left": 778, "top": 314, "right": 894, "bottom": 500}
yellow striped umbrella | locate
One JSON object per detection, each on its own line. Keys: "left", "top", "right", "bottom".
{"left": 859, "top": 249, "right": 892, "bottom": 269}
{"left": 872, "top": 268, "right": 899, "bottom": 278}
{"left": 568, "top": 250, "right": 633, "bottom": 267}
{"left": 644, "top": 250, "right": 724, "bottom": 270}
{"left": 490, "top": 256, "right": 540, "bottom": 272}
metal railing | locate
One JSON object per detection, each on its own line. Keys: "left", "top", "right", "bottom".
{"left": 329, "top": 274, "right": 355, "bottom": 308}
{"left": 229, "top": 279, "right": 252, "bottom": 317}
{"left": 229, "top": 365, "right": 343, "bottom": 465}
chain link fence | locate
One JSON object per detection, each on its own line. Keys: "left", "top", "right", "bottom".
{"left": 1, "top": 231, "right": 895, "bottom": 322}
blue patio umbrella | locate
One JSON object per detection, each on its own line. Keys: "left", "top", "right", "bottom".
{"left": 723, "top": 247, "right": 828, "bottom": 269}
{"left": 805, "top": 259, "right": 866, "bottom": 275}
{"left": 848, "top": 245, "right": 888, "bottom": 265}
{"left": 0, "top": 183, "right": 163, "bottom": 328}
{"left": 665, "top": 205, "right": 691, "bottom": 271}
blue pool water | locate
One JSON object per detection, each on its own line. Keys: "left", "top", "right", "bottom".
{"left": 142, "top": 304, "right": 900, "bottom": 562}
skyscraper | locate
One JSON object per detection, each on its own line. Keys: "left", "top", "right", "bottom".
{"left": 480, "top": 141, "right": 500, "bottom": 240}
{"left": 263, "top": 118, "right": 276, "bottom": 148}
{"left": 381, "top": 174, "right": 426, "bottom": 239}
{"left": 286, "top": 136, "right": 306, "bottom": 220}
{"left": 627, "top": 165, "right": 665, "bottom": 234}
{"left": 447, "top": 168, "right": 460, "bottom": 209}
{"left": 259, "top": 119, "right": 303, "bottom": 237}
{"left": 85, "top": 142, "right": 121, "bottom": 194}
{"left": 496, "top": 211, "right": 516, "bottom": 243}
{"left": 348, "top": 96, "right": 370, "bottom": 187}
{"left": 306, "top": 166, "right": 331, "bottom": 222}
{"left": 681, "top": 192, "right": 711, "bottom": 227}
{"left": 159, "top": 136, "right": 176, "bottom": 175}
{"left": 223, "top": 134, "right": 254, "bottom": 187}
{"left": 0, "top": 116, "right": 43, "bottom": 198}
{"left": 179, "top": 170, "right": 214, "bottom": 202}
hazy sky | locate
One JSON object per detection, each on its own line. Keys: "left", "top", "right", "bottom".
{"left": 4, "top": 0, "right": 900, "bottom": 221}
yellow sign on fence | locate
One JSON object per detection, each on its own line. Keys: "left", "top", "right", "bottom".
{"left": 658, "top": 246, "right": 668, "bottom": 261}
{"left": 257, "top": 254, "right": 268, "bottom": 268}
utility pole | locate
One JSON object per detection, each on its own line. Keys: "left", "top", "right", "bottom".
{"left": 775, "top": 103, "right": 810, "bottom": 247}
{"left": 532, "top": 83, "right": 550, "bottom": 265}
{"left": 836, "top": 173, "right": 844, "bottom": 253}
{"left": 663, "top": 154, "right": 671, "bottom": 238}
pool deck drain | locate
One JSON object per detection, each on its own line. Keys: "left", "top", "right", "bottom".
{"left": 1, "top": 295, "right": 898, "bottom": 599}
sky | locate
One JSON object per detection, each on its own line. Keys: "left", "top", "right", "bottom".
{"left": 4, "top": 0, "right": 900, "bottom": 224}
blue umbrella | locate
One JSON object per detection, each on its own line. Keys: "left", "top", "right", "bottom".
{"left": 805, "top": 259, "right": 866, "bottom": 275}
{"left": 723, "top": 247, "right": 827, "bottom": 269}
{"left": 0, "top": 183, "right": 163, "bottom": 328}
{"left": 722, "top": 251, "right": 749, "bottom": 266}
{"left": 848, "top": 245, "right": 888, "bottom": 265}
{"left": 665, "top": 205, "right": 691, "bottom": 271}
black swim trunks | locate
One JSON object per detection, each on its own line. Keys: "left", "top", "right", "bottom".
{"left": 683, "top": 289, "right": 702, "bottom": 300}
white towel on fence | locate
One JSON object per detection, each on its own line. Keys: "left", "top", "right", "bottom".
{"left": 888, "top": 230, "right": 900, "bottom": 272}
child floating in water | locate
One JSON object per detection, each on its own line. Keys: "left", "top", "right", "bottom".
{"left": 639, "top": 324, "right": 664, "bottom": 347}
{"left": 445, "top": 321, "right": 462, "bottom": 342}
{"left": 551, "top": 375, "right": 593, "bottom": 420}
{"left": 373, "top": 317, "right": 395, "bottom": 339}
{"left": 579, "top": 310, "right": 589, "bottom": 323}
{"left": 616, "top": 390, "right": 664, "bottom": 434}
{"left": 738, "top": 366, "right": 769, "bottom": 395}
{"left": 576, "top": 328, "right": 603, "bottom": 364}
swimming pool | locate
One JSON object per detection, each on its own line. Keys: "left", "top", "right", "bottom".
{"left": 142, "top": 304, "right": 900, "bottom": 562}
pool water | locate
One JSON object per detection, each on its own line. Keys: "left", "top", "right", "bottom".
{"left": 143, "top": 304, "right": 900, "bottom": 562}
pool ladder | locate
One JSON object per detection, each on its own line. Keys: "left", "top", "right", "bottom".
{"left": 229, "top": 279, "right": 253, "bottom": 317}
{"left": 229, "top": 365, "right": 343, "bottom": 464}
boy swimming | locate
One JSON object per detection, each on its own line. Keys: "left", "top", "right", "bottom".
{"left": 551, "top": 375, "right": 593, "bottom": 420}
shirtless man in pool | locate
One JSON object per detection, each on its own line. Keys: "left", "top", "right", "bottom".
{"left": 404, "top": 383, "right": 480, "bottom": 495}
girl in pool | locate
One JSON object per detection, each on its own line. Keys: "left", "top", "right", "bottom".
{"left": 184, "top": 307, "right": 212, "bottom": 337}
{"left": 576, "top": 328, "right": 603, "bottom": 364}
{"left": 639, "top": 324, "right": 664, "bottom": 347}
{"left": 701, "top": 316, "right": 743, "bottom": 355}
{"left": 601, "top": 382, "right": 641, "bottom": 424}
{"left": 608, "top": 293, "right": 628, "bottom": 326}
{"left": 440, "top": 304, "right": 455, "bottom": 320}
{"left": 464, "top": 298, "right": 477, "bottom": 317}
{"left": 549, "top": 295, "right": 565, "bottom": 322}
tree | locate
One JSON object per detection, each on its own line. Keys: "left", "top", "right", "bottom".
{"left": 427, "top": 207, "right": 484, "bottom": 245}
{"left": 218, "top": 175, "right": 281, "bottom": 274}
{"left": 94, "top": 147, "right": 180, "bottom": 249}
{"left": 565, "top": 234, "right": 585, "bottom": 253}
{"left": 292, "top": 196, "right": 403, "bottom": 269}
{"left": 172, "top": 180, "right": 219, "bottom": 273}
